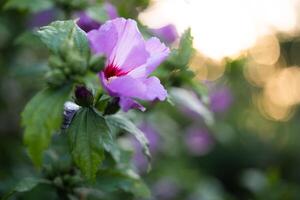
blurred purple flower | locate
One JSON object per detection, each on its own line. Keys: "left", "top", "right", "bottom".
{"left": 27, "top": 9, "right": 57, "bottom": 28}
{"left": 103, "top": 2, "right": 118, "bottom": 19}
{"left": 132, "top": 123, "right": 160, "bottom": 173}
{"left": 76, "top": 2, "right": 118, "bottom": 32}
{"left": 88, "top": 18, "right": 169, "bottom": 111}
{"left": 178, "top": 90, "right": 204, "bottom": 119}
{"left": 151, "top": 24, "right": 178, "bottom": 45}
{"left": 76, "top": 12, "right": 101, "bottom": 33}
{"left": 171, "top": 88, "right": 213, "bottom": 124}
{"left": 153, "top": 178, "right": 179, "bottom": 200}
{"left": 184, "top": 128, "right": 214, "bottom": 156}
{"left": 209, "top": 86, "right": 233, "bottom": 113}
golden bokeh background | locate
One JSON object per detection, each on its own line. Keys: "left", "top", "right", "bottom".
{"left": 140, "top": 0, "right": 300, "bottom": 121}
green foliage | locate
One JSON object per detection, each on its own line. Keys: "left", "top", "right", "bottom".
{"left": 4, "top": 0, "right": 53, "bottom": 12}
{"left": 37, "top": 20, "right": 89, "bottom": 58}
{"left": 37, "top": 20, "right": 91, "bottom": 87}
{"left": 169, "top": 87, "right": 214, "bottom": 126}
{"left": 106, "top": 114, "right": 151, "bottom": 165}
{"left": 96, "top": 169, "right": 150, "bottom": 198}
{"left": 158, "top": 28, "right": 196, "bottom": 88}
{"left": 94, "top": 94, "right": 110, "bottom": 112}
{"left": 170, "top": 28, "right": 194, "bottom": 68}
{"left": 110, "top": 0, "right": 149, "bottom": 18}
{"left": 45, "top": 69, "right": 67, "bottom": 87}
{"left": 67, "top": 107, "right": 112, "bottom": 181}
{"left": 55, "top": 0, "right": 88, "bottom": 10}
{"left": 22, "top": 85, "right": 72, "bottom": 167}
{"left": 2, "top": 177, "right": 50, "bottom": 200}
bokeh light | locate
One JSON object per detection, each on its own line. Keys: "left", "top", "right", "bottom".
{"left": 140, "top": 0, "right": 299, "bottom": 60}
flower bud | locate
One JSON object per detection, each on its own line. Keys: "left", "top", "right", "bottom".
{"left": 48, "top": 55, "right": 64, "bottom": 69}
{"left": 75, "top": 85, "right": 94, "bottom": 107}
{"left": 59, "top": 39, "right": 75, "bottom": 58}
{"left": 66, "top": 51, "right": 87, "bottom": 75}
{"left": 46, "top": 69, "right": 66, "bottom": 87}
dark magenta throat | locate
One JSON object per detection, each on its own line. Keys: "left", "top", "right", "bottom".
{"left": 104, "top": 63, "right": 128, "bottom": 79}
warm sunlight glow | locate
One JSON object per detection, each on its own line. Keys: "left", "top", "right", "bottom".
{"left": 139, "top": 0, "right": 298, "bottom": 60}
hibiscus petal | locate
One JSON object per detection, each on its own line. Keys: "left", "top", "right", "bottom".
{"left": 99, "top": 72, "right": 117, "bottom": 96}
{"left": 129, "top": 37, "right": 170, "bottom": 78}
{"left": 121, "top": 42, "right": 149, "bottom": 72}
{"left": 109, "top": 18, "right": 149, "bottom": 70}
{"left": 143, "top": 76, "right": 168, "bottom": 101}
{"left": 103, "top": 2, "right": 118, "bottom": 20}
{"left": 91, "top": 18, "right": 170, "bottom": 112}
{"left": 107, "top": 75, "right": 167, "bottom": 101}
{"left": 87, "top": 21, "right": 118, "bottom": 57}
{"left": 151, "top": 24, "right": 178, "bottom": 45}
{"left": 119, "top": 97, "right": 146, "bottom": 112}
{"left": 107, "top": 76, "right": 147, "bottom": 99}
{"left": 145, "top": 37, "right": 170, "bottom": 74}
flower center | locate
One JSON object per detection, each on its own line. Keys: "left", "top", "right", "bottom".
{"left": 103, "top": 63, "right": 128, "bottom": 80}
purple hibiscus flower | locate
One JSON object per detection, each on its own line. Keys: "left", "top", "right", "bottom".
{"left": 184, "top": 127, "right": 214, "bottom": 156}
{"left": 209, "top": 86, "right": 233, "bottom": 113}
{"left": 151, "top": 24, "right": 178, "bottom": 45}
{"left": 153, "top": 178, "right": 180, "bottom": 200}
{"left": 76, "top": 2, "right": 118, "bottom": 32}
{"left": 87, "top": 18, "right": 170, "bottom": 111}
{"left": 27, "top": 9, "right": 57, "bottom": 28}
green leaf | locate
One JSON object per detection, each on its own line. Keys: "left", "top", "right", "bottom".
{"left": 106, "top": 114, "right": 151, "bottom": 165}
{"left": 95, "top": 169, "right": 150, "bottom": 198}
{"left": 169, "top": 87, "right": 214, "bottom": 126}
{"left": 55, "top": 0, "right": 87, "bottom": 9}
{"left": 2, "top": 177, "right": 50, "bottom": 200}
{"left": 15, "top": 31, "right": 41, "bottom": 46}
{"left": 170, "top": 28, "right": 194, "bottom": 67}
{"left": 4, "top": 0, "right": 53, "bottom": 12}
{"left": 67, "top": 108, "right": 113, "bottom": 181}
{"left": 37, "top": 20, "right": 89, "bottom": 58}
{"left": 190, "top": 80, "right": 210, "bottom": 104}
{"left": 22, "top": 85, "right": 72, "bottom": 167}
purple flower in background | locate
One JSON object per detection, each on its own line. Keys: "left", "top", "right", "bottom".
{"left": 88, "top": 18, "right": 169, "bottom": 111}
{"left": 132, "top": 123, "right": 160, "bottom": 172}
{"left": 184, "top": 127, "right": 214, "bottom": 156}
{"left": 27, "top": 9, "right": 57, "bottom": 28}
{"left": 209, "top": 86, "right": 233, "bottom": 113}
{"left": 153, "top": 178, "right": 180, "bottom": 200}
{"left": 76, "top": 3, "right": 118, "bottom": 32}
{"left": 103, "top": 2, "right": 118, "bottom": 19}
{"left": 151, "top": 24, "right": 178, "bottom": 45}
{"left": 76, "top": 12, "right": 101, "bottom": 33}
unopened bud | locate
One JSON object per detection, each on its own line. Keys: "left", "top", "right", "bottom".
{"left": 75, "top": 85, "right": 94, "bottom": 107}
{"left": 48, "top": 55, "right": 64, "bottom": 69}
{"left": 46, "top": 69, "right": 66, "bottom": 87}
{"left": 59, "top": 39, "right": 75, "bottom": 58}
